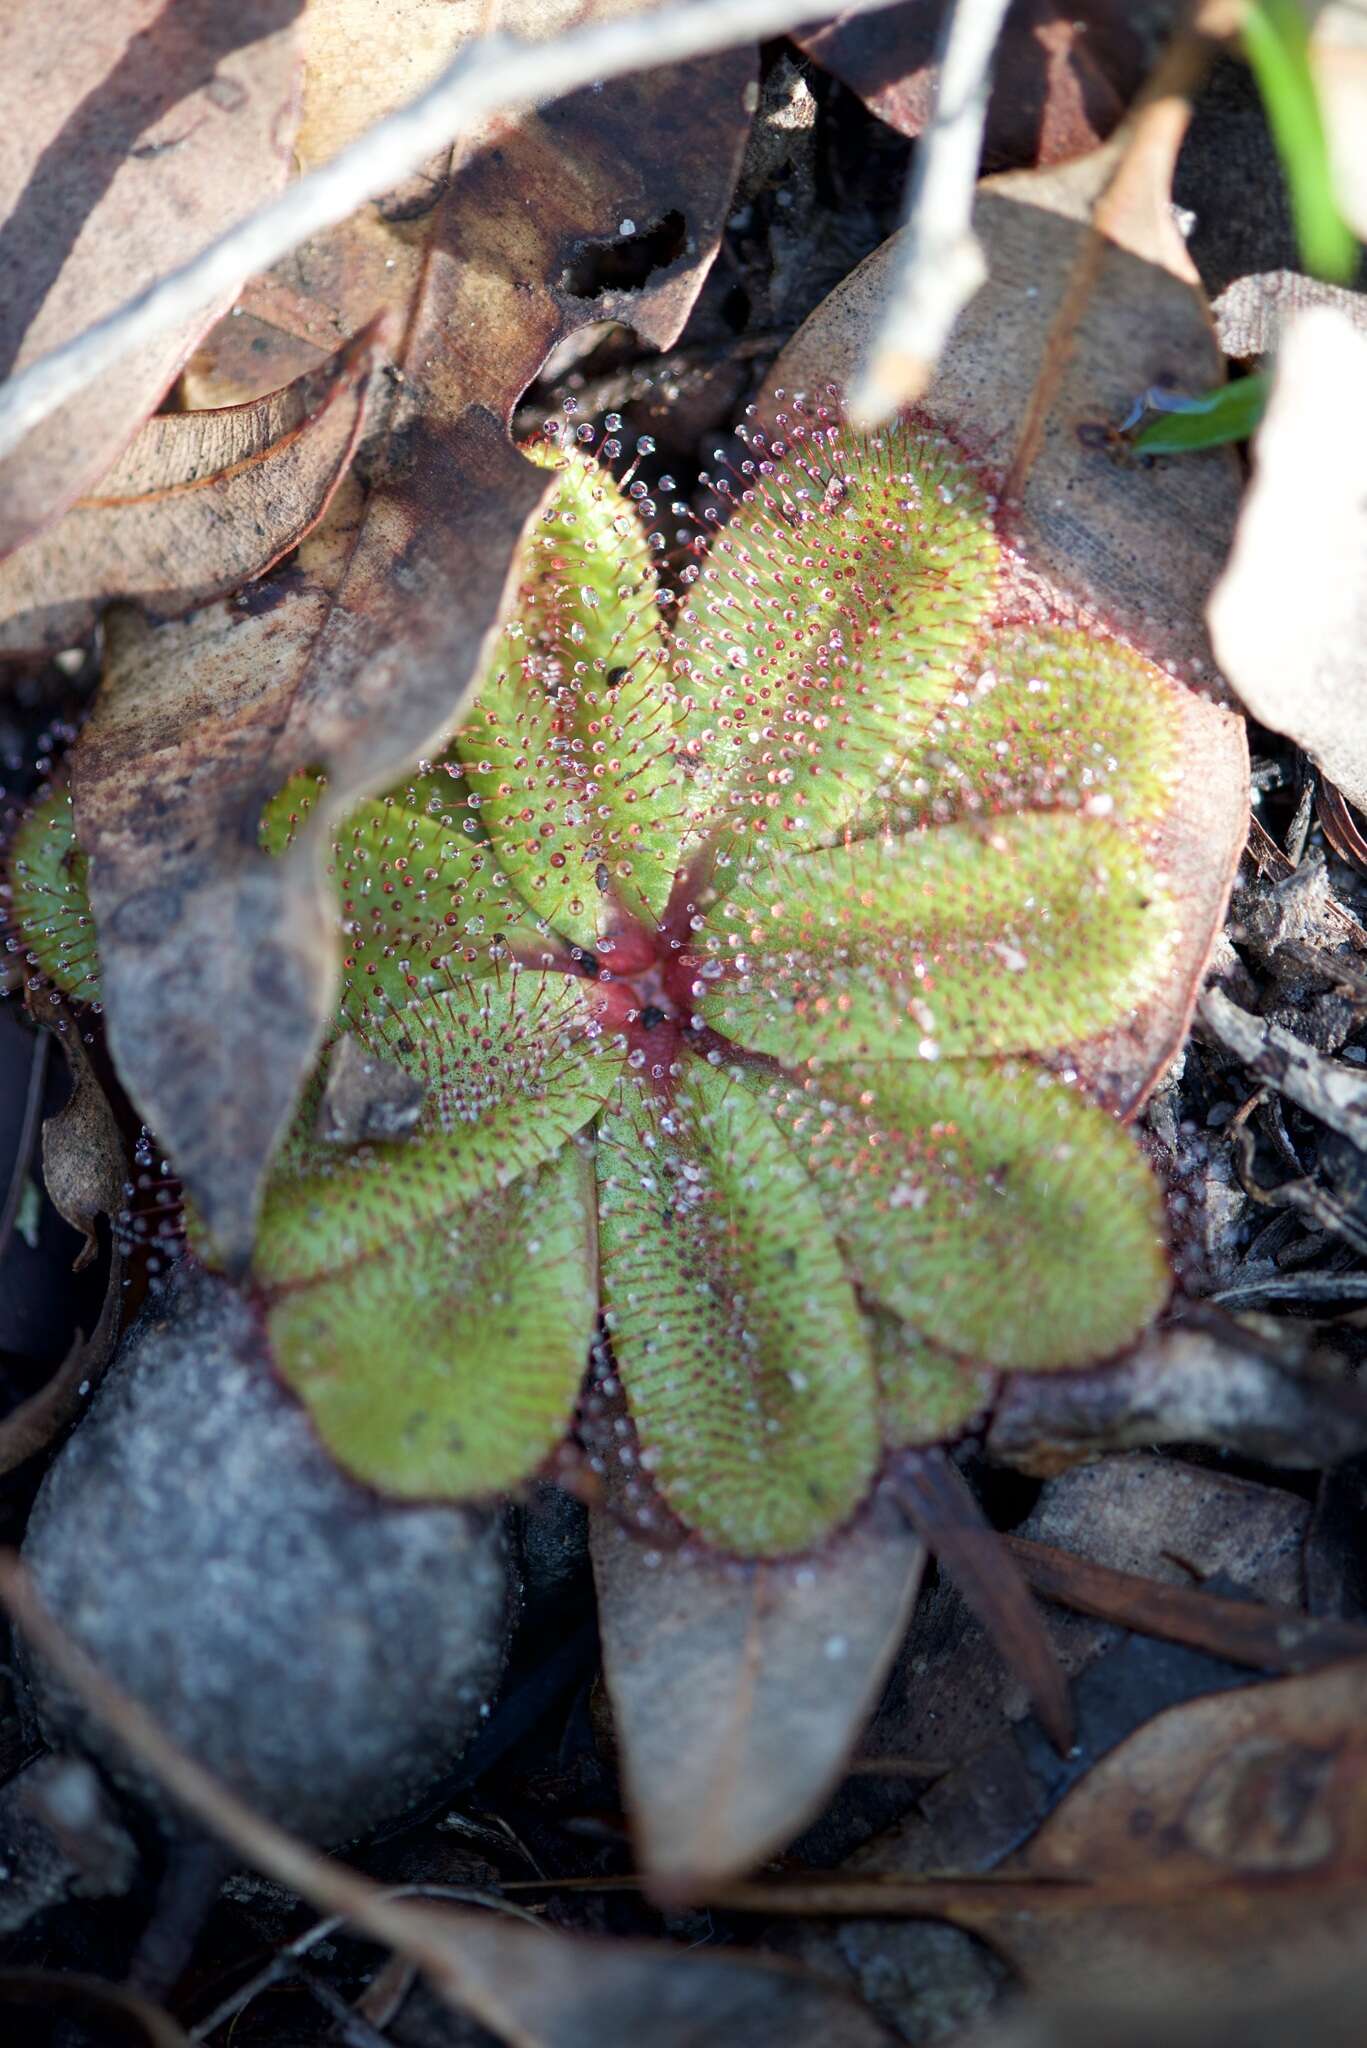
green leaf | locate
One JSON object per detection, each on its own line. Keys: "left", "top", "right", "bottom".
{"left": 456, "top": 445, "right": 686, "bottom": 955}
{"left": 1242, "top": 0, "right": 1357, "bottom": 284}
{"left": 260, "top": 767, "right": 567, "bottom": 1024}
{"left": 265, "top": 1140, "right": 598, "bottom": 1498}
{"left": 893, "top": 627, "right": 1184, "bottom": 827}
{"left": 698, "top": 811, "right": 1177, "bottom": 1062}
{"left": 870, "top": 1311, "right": 996, "bottom": 1449}
{"left": 761, "top": 1059, "right": 1169, "bottom": 1371}
{"left": 253, "top": 968, "right": 619, "bottom": 1286}
{"left": 1131, "top": 374, "right": 1271, "bottom": 456}
{"left": 595, "top": 1065, "right": 880, "bottom": 1556}
{"left": 670, "top": 413, "right": 999, "bottom": 858}
{"left": 5, "top": 790, "right": 101, "bottom": 1004}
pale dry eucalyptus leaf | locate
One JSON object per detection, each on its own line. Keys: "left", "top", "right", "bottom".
{"left": 1208, "top": 308, "right": 1367, "bottom": 815}
{"left": 795, "top": 2, "right": 1171, "bottom": 169}
{"left": 0, "top": 322, "right": 387, "bottom": 655}
{"left": 0, "top": 0, "right": 303, "bottom": 558}
{"left": 592, "top": 1496, "right": 927, "bottom": 1889}
{"left": 988, "top": 1656, "right": 1367, "bottom": 2001}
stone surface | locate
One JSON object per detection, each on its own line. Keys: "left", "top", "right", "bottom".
{"left": 20, "top": 1264, "right": 513, "bottom": 1845}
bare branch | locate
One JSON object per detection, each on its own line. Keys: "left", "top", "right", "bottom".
{"left": 0, "top": 0, "right": 898, "bottom": 467}
{"left": 1200, "top": 984, "right": 1367, "bottom": 1151}
{"left": 846, "top": 0, "right": 1012, "bottom": 427}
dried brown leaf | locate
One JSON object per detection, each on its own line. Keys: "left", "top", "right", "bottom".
{"left": 997, "top": 1655, "right": 1367, "bottom": 1995}
{"left": 41, "top": 1022, "right": 122, "bottom": 1273}
{"left": 72, "top": 21, "right": 754, "bottom": 1262}
{"left": 0, "top": 0, "right": 303, "bottom": 558}
{"left": 592, "top": 1495, "right": 926, "bottom": 1890}
{"left": 0, "top": 322, "right": 386, "bottom": 656}
{"left": 796, "top": 2, "right": 1167, "bottom": 169}
{"left": 716, "top": 1659, "right": 1367, "bottom": 2002}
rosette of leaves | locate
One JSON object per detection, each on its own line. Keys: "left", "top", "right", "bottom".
{"left": 9, "top": 405, "right": 1232, "bottom": 1558}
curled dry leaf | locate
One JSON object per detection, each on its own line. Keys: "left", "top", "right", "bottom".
{"left": 991, "top": 1656, "right": 1367, "bottom": 2000}
{"left": 69, "top": 8, "right": 753, "bottom": 1264}
{"left": 796, "top": 1, "right": 1168, "bottom": 169}
{"left": 0, "top": 0, "right": 303, "bottom": 559}
{"left": 1208, "top": 307, "right": 1367, "bottom": 815}
{"left": 0, "top": 322, "right": 388, "bottom": 656}
{"left": 592, "top": 1496, "right": 926, "bottom": 1890}
{"left": 39, "top": 1019, "right": 122, "bottom": 1274}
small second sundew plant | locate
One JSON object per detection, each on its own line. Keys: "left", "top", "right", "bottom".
{"left": 10, "top": 398, "right": 1236, "bottom": 1558}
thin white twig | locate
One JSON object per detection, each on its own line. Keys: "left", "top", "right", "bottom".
{"left": 0, "top": 0, "right": 899, "bottom": 466}
{"left": 847, "top": 0, "right": 1012, "bottom": 426}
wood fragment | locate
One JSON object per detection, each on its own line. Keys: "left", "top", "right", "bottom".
{"left": 1200, "top": 984, "right": 1367, "bottom": 1149}
{"left": 1006, "top": 1535, "right": 1367, "bottom": 1674}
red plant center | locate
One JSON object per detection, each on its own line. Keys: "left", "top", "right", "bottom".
{"left": 585, "top": 888, "right": 723, "bottom": 1075}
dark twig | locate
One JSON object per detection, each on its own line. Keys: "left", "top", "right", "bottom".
{"left": 893, "top": 1447, "right": 1074, "bottom": 1753}
{"left": 1007, "top": 1535, "right": 1367, "bottom": 1673}
{"left": 0, "top": 1023, "right": 48, "bottom": 1266}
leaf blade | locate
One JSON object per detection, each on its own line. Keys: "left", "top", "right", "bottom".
{"left": 763, "top": 1059, "right": 1169, "bottom": 1372}
{"left": 265, "top": 1142, "right": 598, "bottom": 1501}
{"left": 700, "top": 811, "right": 1178, "bottom": 1063}
{"left": 596, "top": 1065, "right": 880, "bottom": 1556}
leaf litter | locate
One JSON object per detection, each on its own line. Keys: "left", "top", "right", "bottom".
{"left": 2, "top": 6, "right": 1367, "bottom": 2045}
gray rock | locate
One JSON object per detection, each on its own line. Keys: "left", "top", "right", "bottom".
{"left": 19, "top": 1264, "right": 512, "bottom": 1845}
{"left": 0, "top": 1754, "right": 137, "bottom": 1933}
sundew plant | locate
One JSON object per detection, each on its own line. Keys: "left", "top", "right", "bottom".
{"left": 11, "top": 400, "right": 1218, "bottom": 1557}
